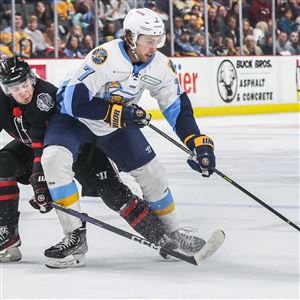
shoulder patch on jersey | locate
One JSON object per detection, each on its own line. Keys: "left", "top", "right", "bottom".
{"left": 91, "top": 47, "right": 108, "bottom": 65}
{"left": 36, "top": 93, "right": 55, "bottom": 112}
{"left": 168, "top": 59, "right": 177, "bottom": 74}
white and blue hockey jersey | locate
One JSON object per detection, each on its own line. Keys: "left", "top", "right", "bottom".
{"left": 57, "top": 39, "right": 200, "bottom": 143}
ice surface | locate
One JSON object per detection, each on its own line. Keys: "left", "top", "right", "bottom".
{"left": 0, "top": 113, "right": 299, "bottom": 299}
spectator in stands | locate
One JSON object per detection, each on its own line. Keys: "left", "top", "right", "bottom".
{"left": 101, "top": 0, "right": 131, "bottom": 31}
{"left": 212, "top": 32, "right": 227, "bottom": 56}
{"left": 193, "top": 32, "right": 210, "bottom": 56}
{"left": 174, "top": 16, "right": 185, "bottom": 39}
{"left": 24, "top": 15, "right": 47, "bottom": 57}
{"left": 249, "top": 0, "right": 271, "bottom": 27}
{"left": 208, "top": 7, "right": 218, "bottom": 36}
{"left": 243, "top": 18, "right": 253, "bottom": 37}
{"left": 102, "top": 21, "right": 117, "bottom": 43}
{"left": 288, "top": 0, "right": 300, "bottom": 20}
{"left": 56, "top": 0, "right": 76, "bottom": 22}
{"left": 35, "top": 1, "right": 53, "bottom": 33}
{"left": 224, "top": 15, "right": 239, "bottom": 47}
{"left": 242, "top": 34, "right": 263, "bottom": 55}
{"left": 175, "top": 29, "right": 198, "bottom": 57}
{"left": 229, "top": 2, "right": 240, "bottom": 20}
{"left": 0, "top": 32, "right": 13, "bottom": 58}
{"left": 215, "top": 5, "right": 228, "bottom": 36}
{"left": 67, "top": 24, "right": 84, "bottom": 43}
{"left": 224, "top": 36, "right": 239, "bottom": 56}
{"left": 173, "top": 0, "right": 195, "bottom": 16}
{"left": 286, "top": 31, "right": 300, "bottom": 54}
{"left": 260, "top": 33, "right": 274, "bottom": 55}
{"left": 64, "top": 35, "right": 85, "bottom": 58}
{"left": 126, "top": 0, "right": 144, "bottom": 8}
{"left": 184, "top": 14, "right": 202, "bottom": 36}
{"left": 72, "top": 2, "right": 90, "bottom": 30}
{"left": 43, "top": 21, "right": 66, "bottom": 56}
{"left": 0, "top": 1, "right": 11, "bottom": 30}
{"left": 276, "top": 31, "right": 291, "bottom": 54}
{"left": 148, "top": 1, "right": 169, "bottom": 23}
{"left": 253, "top": 21, "right": 269, "bottom": 47}
{"left": 184, "top": 5, "right": 204, "bottom": 32}
{"left": 278, "top": 7, "right": 298, "bottom": 35}
{"left": 3, "top": 13, "right": 31, "bottom": 58}
{"left": 81, "top": 34, "right": 95, "bottom": 55}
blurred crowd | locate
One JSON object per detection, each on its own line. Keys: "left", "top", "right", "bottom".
{"left": 0, "top": 0, "right": 299, "bottom": 59}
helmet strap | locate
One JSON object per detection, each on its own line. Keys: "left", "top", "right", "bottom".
{"left": 124, "top": 30, "right": 140, "bottom": 63}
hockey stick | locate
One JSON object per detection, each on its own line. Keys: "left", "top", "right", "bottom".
{"left": 52, "top": 202, "right": 225, "bottom": 265}
{"left": 148, "top": 123, "right": 300, "bottom": 232}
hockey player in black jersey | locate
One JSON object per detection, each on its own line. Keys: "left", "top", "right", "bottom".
{"left": 0, "top": 56, "right": 168, "bottom": 267}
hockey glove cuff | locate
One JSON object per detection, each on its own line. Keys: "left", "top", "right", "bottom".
{"left": 29, "top": 172, "right": 52, "bottom": 213}
{"left": 104, "top": 104, "right": 151, "bottom": 128}
{"left": 185, "top": 134, "right": 215, "bottom": 177}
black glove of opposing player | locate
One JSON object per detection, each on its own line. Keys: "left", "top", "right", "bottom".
{"left": 29, "top": 172, "right": 53, "bottom": 213}
{"left": 104, "top": 103, "right": 151, "bottom": 128}
{"left": 186, "top": 134, "right": 216, "bottom": 177}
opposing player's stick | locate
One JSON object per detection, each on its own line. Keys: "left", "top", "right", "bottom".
{"left": 52, "top": 202, "right": 224, "bottom": 265}
{"left": 148, "top": 123, "right": 300, "bottom": 232}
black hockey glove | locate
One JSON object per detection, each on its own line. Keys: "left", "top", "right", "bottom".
{"left": 104, "top": 103, "right": 151, "bottom": 128}
{"left": 29, "top": 172, "right": 53, "bottom": 213}
{"left": 186, "top": 135, "right": 215, "bottom": 177}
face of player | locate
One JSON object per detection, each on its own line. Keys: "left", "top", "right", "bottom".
{"left": 7, "top": 77, "right": 34, "bottom": 105}
{"left": 135, "top": 35, "right": 163, "bottom": 63}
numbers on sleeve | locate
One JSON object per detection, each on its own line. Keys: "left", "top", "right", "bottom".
{"left": 78, "top": 65, "right": 95, "bottom": 82}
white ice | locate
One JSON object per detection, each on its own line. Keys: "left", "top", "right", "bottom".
{"left": 0, "top": 113, "right": 299, "bottom": 299}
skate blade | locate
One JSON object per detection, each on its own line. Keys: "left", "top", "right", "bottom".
{"left": 193, "top": 229, "right": 225, "bottom": 264}
{"left": 45, "top": 254, "right": 86, "bottom": 269}
{"left": 0, "top": 246, "right": 22, "bottom": 262}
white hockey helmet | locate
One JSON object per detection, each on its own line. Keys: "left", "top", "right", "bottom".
{"left": 123, "top": 8, "right": 165, "bottom": 48}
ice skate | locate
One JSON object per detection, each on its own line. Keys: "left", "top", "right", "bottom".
{"left": 0, "top": 224, "right": 22, "bottom": 262}
{"left": 158, "top": 227, "right": 206, "bottom": 259}
{"left": 44, "top": 222, "right": 88, "bottom": 269}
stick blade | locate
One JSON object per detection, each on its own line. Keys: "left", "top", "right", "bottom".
{"left": 193, "top": 229, "right": 225, "bottom": 265}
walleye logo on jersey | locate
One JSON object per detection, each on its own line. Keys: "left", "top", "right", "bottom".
{"left": 91, "top": 48, "right": 108, "bottom": 65}
{"left": 104, "top": 81, "right": 124, "bottom": 104}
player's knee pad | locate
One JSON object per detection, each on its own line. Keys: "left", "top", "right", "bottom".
{"left": 42, "top": 146, "right": 79, "bottom": 207}
{"left": 119, "top": 195, "right": 166, "bottom": 243}
{"left": 42, "top": 145, "right": 75, "bottom": 188}
{"left": 130, "top": 158, "right": 168, "bottom": 201}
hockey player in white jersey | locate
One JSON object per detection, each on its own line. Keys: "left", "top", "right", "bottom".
{"left": 41, "top": 8, "right": 216, "bottom": 266}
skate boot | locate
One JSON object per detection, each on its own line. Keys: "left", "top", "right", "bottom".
{"left": 0, "top": 223, "right": 22, "bottom": 262}
{"left": 44, "top": 221, "right": 88, "bottom": 269}
{"left": 158, "top": 227, "right": 206, "bottom": 259}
